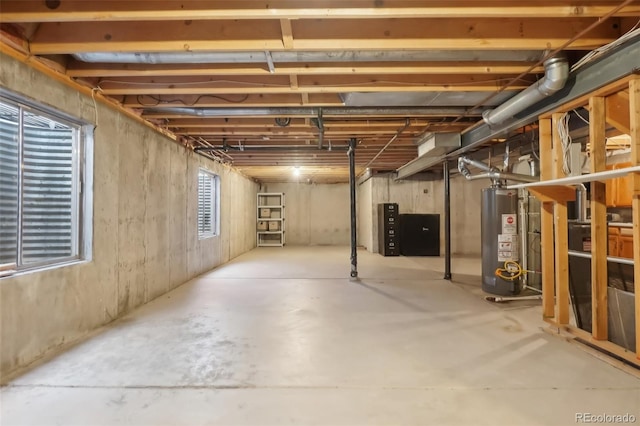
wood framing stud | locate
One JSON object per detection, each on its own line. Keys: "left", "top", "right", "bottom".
{"left": 589, "top": 96, "right": 608, "bottom": 341}
{"left": 539, "top": 118, "right": 553, "bottom": 181}
{"left": 538, "top": 118, "right": 555, "bottom": 320}
{"left": 629, "top": 78, "right": 640, "bottom": 358}
{"left": 541, "top": 202, "right": 555, "bottom": 320}
{"left": 551, "top": 112, "right": 569, "bottom": 325}
{"left": 554, "top": 201, "right": 570, "bottom": 325}
{"left": 552, "top": 113, "right": 564, "bottom": 180}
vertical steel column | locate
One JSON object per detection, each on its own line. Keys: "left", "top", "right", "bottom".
{"left": 348, "top": 138, "right": 358, "bottom": 278}
{"left": 443, "top": 160, "right": 452, "bottom": 280}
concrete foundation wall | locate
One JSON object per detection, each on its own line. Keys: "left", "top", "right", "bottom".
{"left": 361, "top": 175, "right": 486, "bottom": 256}
{"left": 262, "top": 183, "right": 351, "bottom": 245}
{"left": 357, "top": 179, "right": 373, "bottom": 251}
{"left": 0, "top": 53, "right": 258, "bottom": 377}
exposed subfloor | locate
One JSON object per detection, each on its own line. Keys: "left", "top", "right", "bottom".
{"left": 1, "top": 246, "right": 639, "bottom": 426}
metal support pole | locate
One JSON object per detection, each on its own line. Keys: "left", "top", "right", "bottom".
{"left": 444, "top": 160, "right": 452, "bottom": 280}
{"left": 348, "top": 138, "right": 358, "bottom": 278}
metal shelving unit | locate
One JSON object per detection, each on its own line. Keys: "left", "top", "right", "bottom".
{"left": 257, "top": 193, "right": 285, "bottom": 247}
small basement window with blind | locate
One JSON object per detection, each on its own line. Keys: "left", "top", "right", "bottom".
{"left": 197, "top": 169, "right": 219, "bottom": 239}
{"left": 0, "top": 90, "right": 92, "bottom": 277}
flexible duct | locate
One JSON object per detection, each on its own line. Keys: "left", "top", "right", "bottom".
{"left": 482, "top": 55, "right": 569, "bottom": 127}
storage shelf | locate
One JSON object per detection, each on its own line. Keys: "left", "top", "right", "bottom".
{"left": 257, "top": 192, "right": 285, "bottom": 247}
{"left": 507, "top": 165, "right": 640, "bottom": 189}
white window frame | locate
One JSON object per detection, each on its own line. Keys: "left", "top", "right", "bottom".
{"left": 0, "top": 89, "right": 93, "bottom": 277}
{"left": 197, "top": 168, "right": 219, "bottom": 239}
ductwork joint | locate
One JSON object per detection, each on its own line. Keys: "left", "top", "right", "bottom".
{"left": 482, "top": 54, "right": 569, "bottom": 127}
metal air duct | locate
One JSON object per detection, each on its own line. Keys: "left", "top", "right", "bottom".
{"left": 482, "top": 55, "right": 569, "bottom": 127}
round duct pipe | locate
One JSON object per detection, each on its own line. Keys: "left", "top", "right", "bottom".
{"left": 482, "top": 55, "right": 569, "bottom": 127}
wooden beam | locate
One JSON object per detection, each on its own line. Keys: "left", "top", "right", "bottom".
{"left": 29, "top": 19, "right": 619, "bottom": 54}
{"left": 552, "top": 113, "right": 569, "bottom": 326}
{"left": 589, "top": 96, "right": 608, "bottom": 341}
{"left": 629, "top": 78, "right": 640, "bottom": 359}
{"left": 66, "top": 61, "right": 545, "bottom": 78}
{"left": 540, "top": 76, "right": 636, "bottom": 119}
{"left": 167, "top": 118, "right": 431, "bottom": 127}
{"left": 3, "top": 1, "right": 639, "bottom": 22}
{"left": 527, "top": 186, "right": 576, "bottom": 203}
{"left": 177, "top": 128, "right": 422, "bottom": 136}
{"left": 552, "top": 113, "right": 564, "bottom": 179}
{"left": 96, "top": 74, "right": 534, "bottom": 95}
{"left": 605, "top": 90, "right": 631, "bottom": 134}
{"left": 538, "top": 118, "right": 555, "bottom": 320}
{"left": 280, "top": 19, "right": 294, "bottom": 50}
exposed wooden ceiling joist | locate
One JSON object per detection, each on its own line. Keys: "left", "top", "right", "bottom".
{"left": 28, "top": 18, "right": 620, "bottom": 54}
{"left": 96, "top": 74, "right": 537, "bottom": 95}
{"left": 2, "top": 1, "right": 638, "bottom": 22}
{"left": 2, "top": 0, "right": 637, "bottom": 183}
{"left": 66, "top": 61, "right": 546, "bottom": 78}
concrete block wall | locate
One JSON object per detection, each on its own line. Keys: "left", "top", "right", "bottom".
{"left": 357, "top": 174, "right": 486, "bottom": 255}
{"left": 0, "top": 53, "right": 258, "bottom": 377}
{"left": 262, "top": 183, "right": 351, "bottom": 245}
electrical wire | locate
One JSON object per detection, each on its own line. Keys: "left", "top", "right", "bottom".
{"left": 438, "top": 0, "right": 636, "bottom": 132}
{"left": 98, "top": 78, "right": 290, "bottom": 88}
{"left": 91, "top": 87, "right": 103, "bottom": 127}
{"left": 136, "top": 94, "right": 250, "bottom": 106}
{"left": 495, "top": 260, "right": 540, "bottom": 281}
{"left": 557, "top": 112, "right": 573, "bottom": 175}
{"left": 571, "top": 18, "right": 640, "bottom": 72}
{"left": 573, "top": 109, "right": 590, "bottom": 125}
{"left": 98, "top": 77, "right": 529, "bottom": 90}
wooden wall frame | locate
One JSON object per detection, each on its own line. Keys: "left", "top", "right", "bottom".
{"left": 533, "top": 76, "right": 640, "bottom": 367}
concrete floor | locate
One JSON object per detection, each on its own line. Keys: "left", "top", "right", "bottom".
{"left": 1, "top": 246, "right": 639, "bottom": 425}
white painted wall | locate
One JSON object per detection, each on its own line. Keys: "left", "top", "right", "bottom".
{"left": 263, "top": 183, "right": 351, "bottom": 245}
{"left": 0, "top": 53, "right": 258, "bottom": 377}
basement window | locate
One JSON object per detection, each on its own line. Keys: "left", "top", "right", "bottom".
{"left": 197, "top": 169, "right": 219, "bottom": 239}
{"left": 0, "top": 91, "right": 93, "bottom": 277}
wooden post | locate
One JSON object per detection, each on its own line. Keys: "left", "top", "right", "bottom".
{"left": 552, "top": 113, "right": 569, "bottom": 325}
{"left": 629, "top": 79, "right": 640, "bottom": 358}
{"left": 539, "top": 118, "right": 555, "bottom": 320}
{"left": 589, "top": 96, "right": 608, "bottom": 341}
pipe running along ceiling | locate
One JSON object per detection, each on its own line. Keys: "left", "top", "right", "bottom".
{"left": 1, "top": 1, "right": 638, "bottom": 183}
